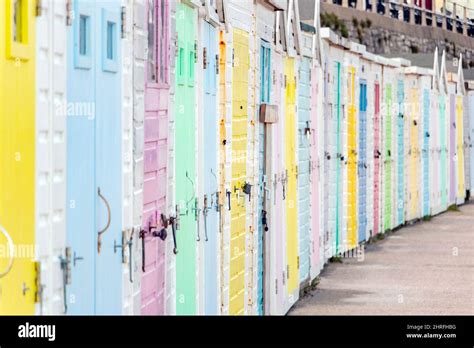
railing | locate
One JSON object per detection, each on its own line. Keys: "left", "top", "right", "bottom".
{"left": 324, "top": 0, "right": 474, "bottom": 37}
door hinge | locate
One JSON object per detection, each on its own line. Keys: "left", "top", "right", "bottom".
{"left": 34, "top": 261, "right": 42, "bottom": 304}
{"left": 284, "top": 75, "right": 287, "bottom": 88}
{"left": 36, "top": 0, "right": 42, "bottom": 16}
{"left": 273, "top": 70, "right": 276, "bottom": 85}
{"left": 203, "top": 47, "right": 207, "bottom": 69}
{"left": 297, "top": 256, "right": 299, "bottom": 269}
{"left": 232, "top": 48, "right": 235, "bottom": 67}
{"left": 216, "top": 54, "right": 219, "bottom": 75}
{"left": 286, "top": 264, "right": 290, "bottom": 279}
{"left": 66, "top": 0, "right": 73, "bottom": 26}
{"left": 121, "top": 6, "right": 127, "bottom": 39}
{"left": 275, "top": 279, "right": 278, "bottom": 294}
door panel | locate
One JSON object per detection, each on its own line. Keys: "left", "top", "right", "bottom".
{"left": 229, "top": 29, "right": 249, "bottom": 315}
{"left": 358, "top": 81, "right": 367, "bottom": 243}
{"left": 383, "top": 84, "right": 392, "bottom": 231}
{"left": 0, "top": 0, "right": 36, "bottom": 314}
{"left": 456, "top": 96, "right": 465, "bottom": 201}
{"left": 66, "top": 0, "right": 122, "bottom": 314}
{"left": 347, "top": 67, "right": 357, "bottom": 248}
{"left": 257, "top": 40, "right": 271, "bottom": 314}
{"left": 422, "top": 89, "right": 430, "bottom": 216}
{"left": 284, "top": 58, "right": 298, "bottom": 301}
{"left": 297, "top": 57, "right": 311, "bottom": 282}
{"left": 141, "top": 0, "right": 169, "bottom": 315}
{"left": 175, "top": 3, "right": 197, "bottom": 315}
{"left": 449, "top": 94, "right": 456, "bottom": 203}
{"left": 373, "top": 82, "right": 380, "bottom": 236}
{"left": 397, "top": 80, "right": 405, "bottom": 225}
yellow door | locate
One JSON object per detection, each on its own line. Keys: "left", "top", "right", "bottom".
{"left": 456, "top": 96, "right": 465, "bottom": 200}
{"left": 0, "top": 0, "right": 36, "bottom": 314}
{"left": 284, "top": 58, "right": 298, "bottom": 297}
{"left": 229, "top": 29, "right": 249, "bottom": 315}
{"left": 347, "top": 67, "right": 357, "bottom": 248}
{"left": 218, "top": 30, "right": 227, "bottom": 313}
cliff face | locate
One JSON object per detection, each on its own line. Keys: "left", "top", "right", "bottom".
{"left": 303, "top": 1, "right": 474, "bottom": 68}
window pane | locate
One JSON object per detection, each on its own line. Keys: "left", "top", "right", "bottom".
{"left": 107, "top": 21, "right": 116, "bottom": 60}
{"left": 147, "top": 0, "right": 157, "bottom": 82}
{"left": 13, "top": 0, "right": 23, "bottom": 43}
{"left": 79, "top": 15, "right": 89, "bottom": 56}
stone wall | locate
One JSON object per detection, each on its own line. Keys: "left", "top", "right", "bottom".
{"left": 316, "top": 2, "right": 474, "bottom": 67}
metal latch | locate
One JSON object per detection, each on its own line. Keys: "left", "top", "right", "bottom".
{"left": 121, "top": 6, "right": 127, "bottom": 39}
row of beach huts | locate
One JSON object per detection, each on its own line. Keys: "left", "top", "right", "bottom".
{"left": 0, "top": 0, "right": 473, "bottom": 315}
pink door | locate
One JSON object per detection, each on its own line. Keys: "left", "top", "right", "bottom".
{"left": 310, "top": 66, "right": 320, "bottom": 275}
{"left": 373, "top": 83, "right": 381, "bottom": 236}
{"left": 141, "top": 0, "right": 170, "bottom": 315}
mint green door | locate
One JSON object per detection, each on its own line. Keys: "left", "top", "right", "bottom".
{"left": 175, "top": 3, "right": 197, "bottom": 315}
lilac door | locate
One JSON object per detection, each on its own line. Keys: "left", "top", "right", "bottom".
{"left": 449, "top": 94, "right": 456, "bottom": 204}
{"left": 141, "top": 0, "right": 170, "bottom": 315}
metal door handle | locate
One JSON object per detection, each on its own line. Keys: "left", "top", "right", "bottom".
{"left": 0, "top": 224, "right": 14, "bottom": 278}
{"left": 97, "top": 187, "right": 112, "bottom": 253}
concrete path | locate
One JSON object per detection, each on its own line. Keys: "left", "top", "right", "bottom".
{"left": 289, "top": 203, "right": 474, "bottom": 315}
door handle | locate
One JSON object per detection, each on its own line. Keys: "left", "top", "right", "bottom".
{"left": 0, "top": 224, "right": 14, "bottom": 278}
{"left": 97, "top": 187, "right": 112, "bottom": 253}
{"left": 73, "top": 251, "right": 84, "bottom": 266}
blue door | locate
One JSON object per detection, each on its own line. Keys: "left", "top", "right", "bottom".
{"left": 397, "top": 80, "right": 405, "bottom": 225}
{"left": 66, "top": 0, "right": 122, "bottom": 314}
{"left": 422, "top": 89, "right": 430, "bottom": 216}
{"left": 358, "top": 81, "right": 367, "bottom": 243}
{"left": 298, "top": 57, "right": 311, "bottom": 281}
{"left": 257, "top": 40, "right": 271, "bottom": 315}
{"left": 203, "top": 21, "right": 219, "bottom": 315}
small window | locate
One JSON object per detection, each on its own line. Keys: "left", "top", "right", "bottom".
{"left": 147, "top": 0, "right": 157, "bottom": 82}
{"left": 79, "top": 15, "right": 89, "bottom": 56}
{"left": 13, "top": 0, "right": 24, "bottom": 43}
{"left": 106, "top": 21, "right": 116, "bottom": 60}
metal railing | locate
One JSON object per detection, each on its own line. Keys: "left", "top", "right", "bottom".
{"left": 325, "top": 0, "right": 474, "bottom": 37}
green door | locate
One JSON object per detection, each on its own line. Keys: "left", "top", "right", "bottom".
{"left": 175, "top": 3, "right": 197, "bottom": 315}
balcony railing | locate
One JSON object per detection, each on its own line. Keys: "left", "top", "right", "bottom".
{"left": 324, "top": 0, "right": 474, "bottom": 37}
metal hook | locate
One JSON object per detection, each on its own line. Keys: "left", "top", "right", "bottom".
{"left": 0, "top": 224, "right": 14, "bottom": 278}
{"left": 97, "top": 187, "right": 112, "bottom": 253}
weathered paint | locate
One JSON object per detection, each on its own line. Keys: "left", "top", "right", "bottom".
{"left": 66, "top": 0, "right": 123, "bottom": 314}
{"left": 202, "top": 21, "right": 219, "bottom": 315}
{"left": 456, "top": 96, "right": 465, "bottom": 202}
{"left": 383, "top": 83, "right": 393, "bottom": 231}
{"left": 422, "top": 89, "right": 430, "bottom": 217}
{"left": 141, "top": 0, "right": 170, "bottom": 315}
{"left": 396, "top": 79, "right": 405, "bottom": 225}
{"left": 284, "top": 57, "right": 298, "bottom": 303}
{"left": 358, "top": 80, "right": 367, "bottom": 243}
{"left": 373, "top": 82, "right": 381, "bottom": 235}
{"left": 35, "top": 0, "right": 67, "bottom": 315}
{"left": 347, "top": 66, "right": 357, "bottom": 248}
{"left": 175, "top": 2, "right": 197, "bottom": 315}
{"left": 229, "top": 29, "right": 249, "bottom": 315}
{"left": 0, "top": 0, "right": 36, "bottom": 314}
{"left": 297, "top": 57, "right": 311, "bottom": 282}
